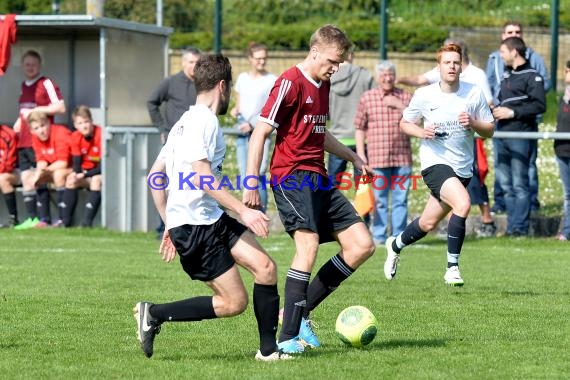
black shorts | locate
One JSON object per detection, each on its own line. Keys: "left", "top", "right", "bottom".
{"left": 168, "top": 213, "right": 247, "bottom": 281}
{"left": 272, "top": 170, "right": 362, "bottom": 244}
{"left": 17, "top": 147, "right": 35, "bottom": 171}
{"left": 466, "top": 172, "right": 489, "bottom": 205}
{"left": 421, "top": 164, "right": 471, "bottom": 201}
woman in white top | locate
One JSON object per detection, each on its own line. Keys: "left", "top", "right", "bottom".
{"left": 230, "top": 43, "right": 276, "bottom": 212}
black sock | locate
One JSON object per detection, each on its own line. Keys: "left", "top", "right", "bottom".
{"left": 36, "top": 187, "right": 51, "bottom": 223}
{"left": 62, "top": 189, "right": 78, "bottom": 227}
{"left": 253, "top": 283, "right": 279, "bottom": 356}
{"left": 149, "top": 296, "right": 216, "bottom": 323}
{"left": 83, "top": 191, "right": 101, "bottom": 227}
{"left": 304, "top": 254, "right": 354, "bottom": 318}
{"left": 4, "top": 191, "right": 18, "bottom": 221}
{"left": 447, "top": 214, "right": 466, "bottom": 268}
{"left": 279, "top": 268, "right": 310, "bottom": 342}
{"left": 23, "top": 190, "right": 37, "bottom": 219}
{"left": 56, "top": 188, "right": 65, "bottom": 221}
{"left": 393, "top": 218, "right": 427, "bottom": 253}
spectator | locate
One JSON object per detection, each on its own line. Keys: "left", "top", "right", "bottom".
{"left": 27, "top": 111, "right": 72, "bottom": 228}
{"left": 354, "top": 61, "right": 412, "bottom": 245}
{"left": 492, "top": 37, "right": 546, "bottom": 236}
{"left": 0, "top": 124, "right": 19, "bottom": 227}
{"left": 328, "top": 46, "right": 375, "bottom": 186}
{"left": 486, "top": 21, "right": 550, "bottom": 214}
{"left": 61, "top": 106, "right": 102, "bottom": 228}
{"left": 147, "top": 47, "right": 201, "bottom": 145}
{"left": 229, "top": 42, "right": 276, "bottom": 212}
{"left": 13, "top": 50, "right": 66, "bottom": 230}
{"left": 554, "top": 61, "right": 570, "bottom": 241}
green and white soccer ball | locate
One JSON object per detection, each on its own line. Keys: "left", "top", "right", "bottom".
{"left": 335, "top": 305, "right": 378, "bottom": 347}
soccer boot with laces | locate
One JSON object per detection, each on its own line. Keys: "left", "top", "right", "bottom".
{"left": 255, "top": 350, "right": 295, "bottom": 361}
{"left": 133, "top": 301, "right": 162, "bottom": 358}
{"left": 277, "top": 337, "right": 305, "bottom": 354}
{"left": 384, "top": 236, "right": 400, "bottom": 280}
{"left": 444, "top": 266, "right": 464, "bottom": 287}
{"left": 298, "top": 318, "right": 321, "bottom": 348}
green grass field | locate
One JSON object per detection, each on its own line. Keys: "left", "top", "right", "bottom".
{"left": 1, "top": 228, "right": 569, "bottom": 379}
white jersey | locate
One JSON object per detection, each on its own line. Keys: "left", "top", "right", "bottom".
{"left": 235, "top": 71, "right": 277, "bottom": 123}
{"left": 158, "top": 104, "right": 226, "bottom": 228}
{"left": 423, "top": 63, "right": 492, "bottom": 103}
{"left": 402, "top": 81, "right": 494, "bottom": 178}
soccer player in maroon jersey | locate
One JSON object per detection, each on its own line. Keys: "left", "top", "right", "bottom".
{"left": 0, "top": 124, "right": 20, "bottom": 227}
{"left": 61, "top": 106, "right": 102, "bottom": 227}
{"left": 27, "top": 111, "right": 72, "bottom": 228}
{"left": 243, "top": 25, "right": 376, "bottom": 354}
{"left": 13, "top": 50, "right": 66, "bottom": 230}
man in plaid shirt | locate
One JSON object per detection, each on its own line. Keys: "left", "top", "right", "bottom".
{"left": 354, "top": 61, "right": 413, "bottom": 245}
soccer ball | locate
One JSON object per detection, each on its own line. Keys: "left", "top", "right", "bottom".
{"left": 335, "top": 306, "right": 378, "bottom": 347}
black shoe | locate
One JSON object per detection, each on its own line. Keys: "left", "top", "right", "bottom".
{"left": 133, "top": 301, "right": 161, "bottom": 358}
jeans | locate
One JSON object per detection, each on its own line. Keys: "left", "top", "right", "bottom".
{"left": 371, "top": 166, "right": 411, "bottom": 242}
{"left": 556, "top": 156, "right": 570, "bottom": 238}
{"left": 493, "top": 137, "right": 539, "bottom": 212}
{"left": 494, "top": 138, "right": 533, "bottom": 234}
{"left": 236, "top": 135, "right": 271, "bottom": 211}
{"left": 328, "top": 145, "right": 362, "bottom": 186}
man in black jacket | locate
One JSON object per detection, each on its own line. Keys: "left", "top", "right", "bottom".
{"left": 492, "top": 37, "right": 546, "bottom": 236}
{"left": 147, "top": 47, "right": 201, "bottom": 144}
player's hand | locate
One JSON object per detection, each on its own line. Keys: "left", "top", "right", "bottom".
{"left": 240, "top": 208, "right": 270, "bottom": 238}
{"left": 459, "top": 111, "right": 472, "bottom": 129}
{"left": 33, "top": 169, "right": 51, "bottom": 188}
{"left": 243, "top": 188, "right": 262, "bottom": 210}
{"left": 354, "top": 156, "right": 373, "bottom": 180}
{"left": 423, "top": 124, "right": 437, "bottom": 139}
{"left": 159, "top": 230, "right": 177, "bottom": 263}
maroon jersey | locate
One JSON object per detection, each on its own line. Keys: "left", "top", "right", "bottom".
{"left": 259, "top": 66, "right": 330, "bottom": 183}
{"left": 0, "top": 125, "right": 17, "bottom": 173}
{"left": 18, "top": 76, "right": 64, "bottom": 148}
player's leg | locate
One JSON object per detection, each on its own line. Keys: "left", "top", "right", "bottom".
{"left": 438, "top": 176, "right": 471, "bottom": 286}
{"left": 14, "top": 148, "right": 39, "bottom": 229}
{"left": 51, "top": 168, "right": 72, "bottom": 226}
{"left": 0, "top": 172, "right": 20, "bottom": 226}
{"left": 83, "top": 175, "right": 102, "bottom": 227}
{"left": 62, "top": 174, "right": 81, "bottom": 227}
{"left": 230, "top": 230, "right": 291, "bottom": 360}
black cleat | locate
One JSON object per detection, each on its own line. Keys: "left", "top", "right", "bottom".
{"left": 133, "top": 301, "right": 161, "bottom": 358}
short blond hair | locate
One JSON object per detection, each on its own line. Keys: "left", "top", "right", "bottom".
{"left": 26, "top": 110, "right": 49, "bottom": 125}
{"left": 310, "top": 24, "right": 351, "bottom": 60}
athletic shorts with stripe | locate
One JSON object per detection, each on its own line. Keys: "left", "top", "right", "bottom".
{"left": 168, "top": 212, "right": 247, "bottom": 281}
{"left": 272, "top": 170, "right": 362, "bottom": 244}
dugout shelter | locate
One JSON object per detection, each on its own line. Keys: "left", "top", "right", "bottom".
{"left": 0, "top": 15, "right": 172, "bottom": 231}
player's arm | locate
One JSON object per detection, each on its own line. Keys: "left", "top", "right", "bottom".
{"left": 243, "top": 121, "right": 274, "bottom": 209}
{"left": 193, "top": 158, "right": 270, "bottom": 238}
{"left": 400, "top": 117, "right": 435, "bottom": 139}
{"left": 396, "top": 74, "right": 429, "bottom": 87}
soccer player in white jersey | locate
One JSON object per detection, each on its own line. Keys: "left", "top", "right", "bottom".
{"left": 135, "top": 55, "right": 291, "bottom": 362}
{"left": 384, "top": 44, "right": 494, "bottom": 286}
